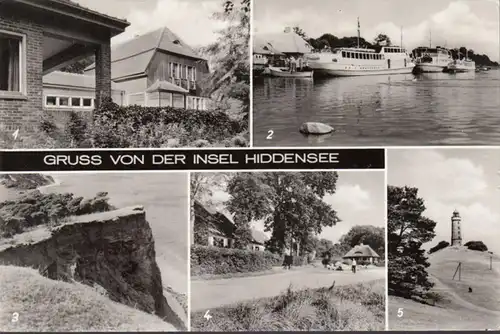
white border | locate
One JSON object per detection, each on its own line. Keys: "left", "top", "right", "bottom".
{"left": 186, "top": 171, "right": 192, "bottom": 331}
{"left": 384, "top": 148, "right": 389, "bottom": 331}
{"left": 248, "top": 0, "right": 254, "bottom": 148}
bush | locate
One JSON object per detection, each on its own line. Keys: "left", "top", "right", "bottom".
{"left": 0, "top": 190, "right": 115, "bottom": 238}
{"left": 429, "top": 240, "right": 450, "bottom": 254}
{"left": 190, "top": 245, "right": 281, "bottom": 276}
{"left": 464, "top": 241, "right": 488, "bottom": 252}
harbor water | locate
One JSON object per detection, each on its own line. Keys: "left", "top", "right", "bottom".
{"left": 253, "top": 70, "right": 500, "bottom": 146}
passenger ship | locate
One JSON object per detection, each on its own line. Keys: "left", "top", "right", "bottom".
{"left": 412, "top": 47, "right": 452, "bottom": 73}
{"left": 306, "top": 46, "right": 415, "bottom": 77}
{"left": 446, "top": 58, "right": 476, "bottom": 73}
{"left": 305, "top": 19, "right": 414, "bottom": 77}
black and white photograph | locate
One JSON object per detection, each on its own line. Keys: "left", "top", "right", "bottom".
{"left": 0, "top": 173, "right": 188, "bottom": 331}
{"left": 252, "top": 0, "right": 500, "bottom": 147}
{"left": 190, "top": 171, "right": 386, "bottom": 331}
{"left": 0, "top": 0, "right": 249, "bottom": 149}
{"left": 387, "top": 148, "right": 500, "bottom": 330}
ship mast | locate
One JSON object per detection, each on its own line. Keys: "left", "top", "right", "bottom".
{"left": 400, "top": 26, "right": 403, "bottom": 49}
{"left": 429, "top": 29, "right": 432, "bottom": 48}
{"left": 357, "top": 17, "right": 360, "bottom": 48}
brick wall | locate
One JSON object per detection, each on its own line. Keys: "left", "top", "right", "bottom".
{"left": 0, "top": 14, "right": 44, "bottom": 144}
{"left": 95, "top": 42, "right": 112, "bottom": 109}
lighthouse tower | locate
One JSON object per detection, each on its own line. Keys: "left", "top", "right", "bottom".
{"left": 451, "top": 210, "right": 462, "bottom": 246}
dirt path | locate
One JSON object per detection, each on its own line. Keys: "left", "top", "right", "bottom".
{"left": 191, "top": 266, "right": 385, "bottom": 312}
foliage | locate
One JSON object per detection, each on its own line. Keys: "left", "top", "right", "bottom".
{"left": 36, "top": 99, "right": 247, "bottom": 148}
{"left": 388, "top": 185, "right": 436, "bottom": 299}
{"left": 464, "top": 241, "right": 488, "bottom": 252}
{"left": 292, "top": 26, "right": 307, "bottom": 38}
{"left": 315, "top": 238, "right": 334, "bottom": 257}
{"left": 429, "top": 240, "right": 450, "bottom": 254}
{"left": 232, "top": 223, "right": 254, "bottom": 249}
{"left": 225, "top": 172, "right": 340, "bottom": 255}
{"left": 199, "top": 0, "right": 250, "bottom": 124}
{"left": 0, "top": 190, "right": 114, "bottom": 238}
{"left": 374, "top": 33, "right": 392, "bottom": 46}
{"left": 191, "top": 280, "right": 385, "bottom": 331}
{"left": 340, "top": 225, "right": 385, "bottom": 257}
{"left": 60, "top": 56, "right": 95, "bottom": 74}
{"left": 0, "top": 174, "right": 54, "bottom": 190}
{"left": 190, "top": 244, "right": 281, "bottom": 276}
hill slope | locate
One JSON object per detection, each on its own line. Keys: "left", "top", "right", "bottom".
{"left": 389, "top": 246, "right": 500, "bottom": 330}
{"left": 0, "top": 265, "right": 177, "bottom": 332}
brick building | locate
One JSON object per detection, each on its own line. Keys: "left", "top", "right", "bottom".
{"left": 0, "top": 0, "right": 129, "bottom": 141}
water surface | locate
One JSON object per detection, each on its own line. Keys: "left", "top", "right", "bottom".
{"left": 253, "top": 70, "right": 500, "bottom": 146}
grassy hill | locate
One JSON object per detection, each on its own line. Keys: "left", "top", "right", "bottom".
{"left": 0, "top": 265, "right": 177, "bottom": 332}
{"left": 389, "top": 246, "right": 500, "bottom": 330}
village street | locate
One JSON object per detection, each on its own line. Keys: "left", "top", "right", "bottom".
{"left": 190, "top": 265, "right": 385, "bottom": 311}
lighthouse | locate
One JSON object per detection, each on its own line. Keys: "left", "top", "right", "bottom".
{"left": 451, "top": 210, "right": 462, "bottom": 246}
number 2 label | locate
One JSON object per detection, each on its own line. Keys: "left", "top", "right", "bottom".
{"left": 267, "top": 130, "right": 274, "bottom": 140}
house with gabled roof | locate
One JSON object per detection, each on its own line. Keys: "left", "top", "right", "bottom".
{"left": 0, "top": 0, "right": 129, "bottom": 141}
{"left": 343, "top": 243, "right": 380, "bottom": 264}
{"left": 84, "top": 26, "right": 210, "bottom": 110}
{"left": 194, "top": 200, "right": 268, "bottom": 251}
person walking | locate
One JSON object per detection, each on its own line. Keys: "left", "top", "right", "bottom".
{"left": 352, "top": 258, "right": 357, "bottom": 274}
{"left": 290, "top": 56, "right": 297, "bottom": 73}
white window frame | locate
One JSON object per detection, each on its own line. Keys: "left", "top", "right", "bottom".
{"left": 44, "top": 95, "right": 95, "bottom": 109}
{"left": 175, "top": 63, "right": 180, "bottom": 79}
{"left": 0, "top": 29, "right": 27, "bottom": 98}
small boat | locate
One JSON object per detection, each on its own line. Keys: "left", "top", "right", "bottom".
{"left": 445, "top": 49, "right": 476, "bottom": 73}
{"left": 268, "top": 66, "right": 314, "bottom": 78}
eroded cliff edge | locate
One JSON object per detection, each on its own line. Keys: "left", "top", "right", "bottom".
{"left": 0, "top": 205, "right": 185, "bottom": 330}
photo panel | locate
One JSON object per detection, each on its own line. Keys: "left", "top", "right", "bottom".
{"left": 0, "top": 0, "right": 249, "bottom": 149}
{"left": 387, "top": 148, "right": 500, "bottom": 330}
{"left": 0, "top": 172, "right": 189, "bottom": 331}
{"left": 190, "top": 171, "right": 386, "bottom": 331}
{"left": 252, "top": 0, "right": 500, "bottom": 147}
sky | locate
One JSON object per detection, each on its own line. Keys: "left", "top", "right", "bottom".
{"left": 73, "top": 0, "right": 227, "bottom": 47}
{"left": 211, "top": 171, "right": 386, "bottom": 244}
{"left": 253, "top": 0, "right": 500, "bottom": 62}
{"left": 388, "top": 148, "right": 500, "bottom": 255}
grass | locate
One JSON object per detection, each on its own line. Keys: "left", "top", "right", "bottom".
{"left": 191, "top": 279, "right": 385, "bottom": 331}
{"left": 0, "top": 265, "right": 176, "bottom": 332}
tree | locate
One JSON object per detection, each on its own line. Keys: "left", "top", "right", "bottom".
{"left": 315, "top": 238, "right": 334, "bottom": 257}
{"left": 60, "top": 56, "right": 95, "bottom": 74}
{"left": 190, "top": 173, "right": 230, "bottom": 244}
{"left": 341, "top": 225, "right": 385, "bottom": 256}
{"left": 233, "top": 223, "right": 253, "bottom": 249}
{"left": 199, "top": 0, "right": 250, "bottom": 124}
{"left": 388, "top": 185, "right": 436, "bottom": 299}
{"left": 374, "top": 33, "right": 391, "bottom": 46}
{"left": 292, "top": 26, "right": 307, "bottom": 38}
{"left": 225, "top": 172, "right": 341, "bottom": 255}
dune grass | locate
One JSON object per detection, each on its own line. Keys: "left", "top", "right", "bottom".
{"left": 0, "top": 265, "right": 176, "bottom": 332}
{"left": 191, "top": 279, "right": 385, "bottom": 331}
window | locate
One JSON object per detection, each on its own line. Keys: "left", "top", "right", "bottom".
{"left": 83, "top": 98, "right": 92, "bottom": 107}
{"left": 342, "top": 51, "right": 346, "bottom": 58}
{"left": 71, "top": 97, "right": 81, "bottom": 107}
{"left": 0, "top": 31, "right": 23, "bottom": 93}
{"left": 173, "top": 63, "right": 179, "bottom": 79}
{"left": 184, "top": 65, "right": 188, "bottom": 79}
{"left": 46, "top": 96, "right": 57, "bottom": 106}
{"left": 59, "top": 97, "right": 69, "bottom": 107}
{"left": 169, "top": 62, "right": 174, "bottom": 78}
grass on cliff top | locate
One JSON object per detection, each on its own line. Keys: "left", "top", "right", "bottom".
{"left": 0, "top": 265, "right": 177, "bottom": 332}
{"left": 191, "top": 279, "right": 385, "bottom": 331}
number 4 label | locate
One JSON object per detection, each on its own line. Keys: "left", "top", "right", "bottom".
{"left": 397, "top": 308, "right": 404, "bottom": 318}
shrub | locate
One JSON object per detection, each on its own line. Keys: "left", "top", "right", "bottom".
{"left": 0, "top": 191, "right": 115, "bottom": 238}
{"left": 190, "top": 245, "right": 281, "bottom": 276}
{"left": 464, "top": 241, "right": 488, "bottom": 252}
{"left": 429, "top": 240, "right": 450, "bottom": 254}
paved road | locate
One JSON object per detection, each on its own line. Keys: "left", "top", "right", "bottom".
{"left": 191, "top": 266, "right": 385, "bottom": 312}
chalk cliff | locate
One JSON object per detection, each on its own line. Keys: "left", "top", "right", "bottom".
{"left": 0, "top": 206, "right": 185, "bottom": 330}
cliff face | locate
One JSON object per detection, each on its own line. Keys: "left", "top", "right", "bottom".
{"left": 0, "top": 206, "right": 185, "bottom": 330}
{"left": 0, "top": 174, "right": 54, "bottom": 190}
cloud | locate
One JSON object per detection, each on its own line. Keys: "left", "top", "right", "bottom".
{"left": 110, "top": 0, "right": 226, "bottom": 47}
{"left": 324, "top": 184, "right": 373, "bottom": 211}
{"left": 395, "top": 150, "right": 487, "bottom": 202}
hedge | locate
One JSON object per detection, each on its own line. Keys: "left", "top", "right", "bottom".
{"left": 191, "top": 245, "right": 282, "bottom": 276}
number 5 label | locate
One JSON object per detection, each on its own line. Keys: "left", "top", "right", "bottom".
{"left": 397, "top": 308, "right": 404, "bottom": 318}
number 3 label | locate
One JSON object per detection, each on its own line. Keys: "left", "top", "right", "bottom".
{"left": 12, "top": 312, "right": 19, "bottom": 322}
{"left": 397, "top": 308, "right": 404, "bottom": 318}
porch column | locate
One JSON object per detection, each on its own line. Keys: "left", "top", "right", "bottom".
{"left": 95, "top": 42, "right": 112, "bottom": 109}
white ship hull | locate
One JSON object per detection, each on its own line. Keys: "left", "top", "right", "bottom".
{"left": 415, "top": 64, "right": 446, "bottom": 73}
{"left": 311, "top": 64, "right": 414, "bottom": 77}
